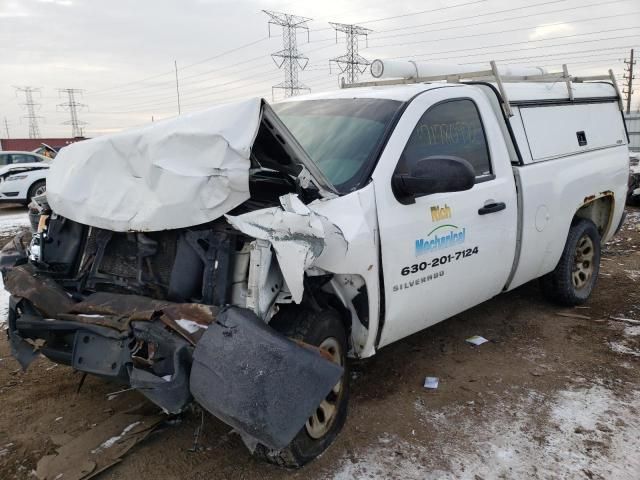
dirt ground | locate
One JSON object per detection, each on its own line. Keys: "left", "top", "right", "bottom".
{"left": 0, "top": 204, "right": 639, "bottom": 479}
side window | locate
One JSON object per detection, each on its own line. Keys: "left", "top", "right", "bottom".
{"left": 11, "top": 154, "right": 38, "bottom": 164}
{"left": 396, "top": 99, "right": 492, "bottom": 179}
{"left": 0, "top": 154, "right": 9, "bottom": 166}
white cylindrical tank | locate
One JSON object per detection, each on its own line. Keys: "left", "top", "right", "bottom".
{"left": 370, "top": 59, "right": 547, "bottom": 80}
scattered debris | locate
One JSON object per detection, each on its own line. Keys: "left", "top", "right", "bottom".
{"left": 624, "top": 270, "right": 640, "bottom": 281}
{"left": 555, "top": 312, "right": 591, "bottom": 320}
{"left": 423, "top": 377, "right": 439, "bottom": 389}
{"left": 609, "top": 316, "right": 640, "bottom": 325}
{"left": 188, "top": 408, "right": 205, "bottom": 453}
{"left": 35, "top": 410, "right": 164, "bottom": 480}
{"left": 466, "top": 335, "right": 489, "bottom": 346}
{"left": 106, "top": 387, "right": 135, "bottom": 401}
{"left": 91, "top": 421, "right": 142, "bottom": 454}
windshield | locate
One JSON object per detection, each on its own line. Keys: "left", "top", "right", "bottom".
{"left": 272, "top": 98, "right": 403, "bottom": 193}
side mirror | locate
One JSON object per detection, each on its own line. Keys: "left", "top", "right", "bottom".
{"left": 392, "top": 156, "right": 475, "bottom": 204}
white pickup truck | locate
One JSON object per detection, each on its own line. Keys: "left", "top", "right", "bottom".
{"left": 2, "top": 62, "right": 628, "bottom": 467}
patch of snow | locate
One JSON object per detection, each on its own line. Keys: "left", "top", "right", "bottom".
{"left": 609, "top": 341, "right": 640, "bottom": 357}
{"left": 331, "top": 384, "right": 640, "bottom": 479}
{"left": 623, "top": 325, "right": 640, "bottom": 337}
{"left": 0, "top": 275, "right": 9, "bottom": 328}
{"left": 0, "top": 211, "right": 29, "bottom": 237}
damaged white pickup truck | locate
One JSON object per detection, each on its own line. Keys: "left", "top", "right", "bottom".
{"left": 1, "top": 64, "right": 630, "bottom": 468}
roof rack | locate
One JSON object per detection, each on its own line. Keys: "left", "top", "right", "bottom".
{"left": 340, "top": 61, "right": 622, "bottom": 117}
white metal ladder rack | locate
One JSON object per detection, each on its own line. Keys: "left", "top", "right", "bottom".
{"left": 340, "top": 61, "right": 623, "bottom": 117}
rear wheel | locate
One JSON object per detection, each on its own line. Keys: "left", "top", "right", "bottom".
{"left": 540, "top": 218, "right": 601, "bottom": 306}
{"left": 253, "top": 306, "right": 349, "bottom": 468}
{"left": 27, "top": 180, "right": 46, "bottom": 205}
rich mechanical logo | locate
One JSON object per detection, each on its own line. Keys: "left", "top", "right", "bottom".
{"left": 430, "top": 204, "right": 451, "bottom": 222}
{"left": 415, "top": 224, "right": 466, "bottom": 256}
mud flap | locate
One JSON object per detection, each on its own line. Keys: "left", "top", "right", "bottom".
{"left": 190, "top": 307, "right": 343, "bottom": 450}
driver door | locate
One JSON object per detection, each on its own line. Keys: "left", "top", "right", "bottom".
{"left": 372, "top": 87, "right": 518, "bottom": 347}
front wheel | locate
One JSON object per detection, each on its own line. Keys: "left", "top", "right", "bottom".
{"left": 540, "top": 218, "right": 601, "bottom": 306}
{"left": 253, "top": 306, "right": 349, "bottom": 468}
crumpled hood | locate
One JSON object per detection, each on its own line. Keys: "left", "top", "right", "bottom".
{"left": 46, "top": 98, "right": 262, "bottom": 232}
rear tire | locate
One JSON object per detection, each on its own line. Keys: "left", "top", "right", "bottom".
{"left": 27, "top": 180, "right": 46, "bottom": 205}
{"left": 253, "top": 306, "right": 349, "bottom": 468}
{"left": 540, "top": 218, "right": 601, "bottom": 306}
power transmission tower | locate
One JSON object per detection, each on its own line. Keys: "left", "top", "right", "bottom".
{"left": 329, "top": 22, "right": 372, "bottom": 85}
{"left": 623, "top": 48, "right": 635, "bottom": 114}
{"left": 3, "top": 118, "right": 10, "bottom": 138}
{"left": 15, "top": 86, "right": 43, "bottom": 139}
{"left": 58, "top": 88, "right": 87, "bottom": 137}
{"left": 263, "top": 10, "right": 312, "bottom": 98}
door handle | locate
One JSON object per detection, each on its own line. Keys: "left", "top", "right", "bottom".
{"left": 478, "top": 202, "right": 506, "bottom": 215}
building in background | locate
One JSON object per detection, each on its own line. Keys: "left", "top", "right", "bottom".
{"left": 0, "top": 137, "right": 86, "bottom": 157}
{"left": 625, "top": 114, "right": 640, "bottom": 153}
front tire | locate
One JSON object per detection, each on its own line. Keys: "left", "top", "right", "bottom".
{"left": 540, "top": 218, "right": 601, "bottom": 306}
{"left": 253, "top": 306, "right": 349, "bottom": 468}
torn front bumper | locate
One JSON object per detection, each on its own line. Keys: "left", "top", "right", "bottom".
{"left": 6, "top": 295, "right": 193, "bottom": 413}
{"left": 4, "top": 266, "right": 342, "bottom": 450}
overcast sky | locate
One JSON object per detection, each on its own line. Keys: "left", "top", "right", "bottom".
{"left": 1, "top": 0, "right": 639, "bottom": 138}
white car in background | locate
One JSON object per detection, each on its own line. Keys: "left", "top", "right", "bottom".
{"left": 0, "top": 151, "right": 50, "bottom": 205}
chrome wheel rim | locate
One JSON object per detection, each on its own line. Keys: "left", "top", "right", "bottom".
{"left": 572, "top": 234, "right": 595, "bottom": 290}
{"left": 305, "top": 337, "right": 343, "bottom": 439}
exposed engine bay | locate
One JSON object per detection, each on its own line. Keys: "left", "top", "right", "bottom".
{"left": 0, "top": 101, "right": 351, "bottom": 453}
{"left": 1, "top": 97, "right": 379, "bottom": 453}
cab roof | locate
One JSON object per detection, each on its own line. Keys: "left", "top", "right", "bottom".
{"left": 280, "top": 80, "right": 619, "bottom": 104}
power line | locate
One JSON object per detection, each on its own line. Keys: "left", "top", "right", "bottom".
{"left": 15, "top": 86, "right": 43, "bottom": 139}
{"left": 624, "top": 48, "right": 636, "bottom": 114}
{"left": 367, "top": 22, "right": 640, "bottom": 51}
{"left": 87, "top": 36, "right": 271, "bottom": 96}
{"left": 84, "top": 1, "right": 624, "bottom": 106}
{"left": 100, "top": 69, "right": 286, "bottom": 112}
{"left": 329, "top": 22, "right": 372, "bottom": 84}
{"left": 91, "top": 36, "right": 634, "bottom": 116}
{"left": 264, "top": 10, "right": 312, "bottom": 98}
{"left": 459, "top": 46, "right": 632, "bottom": 64}
{"left": 58, "top": 88, "right": 87, "bottom": 137}
{"left": 367, "top": 6, "right": 637, "bottom": 44}
{"left": 355, "top": 0, "right": 488, "bottom": 26}
{"left": 386, "top": 30, "right": 640, "bottom": 62}
{"left": 368, "top": 0, "right": 629, "bottom": 37}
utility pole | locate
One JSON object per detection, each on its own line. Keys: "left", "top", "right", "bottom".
{"left": 624, "top": 48, "right": 635, "bottom": 115}
{"left": 263, "top": 10, "right": 312, "bottom": 98}
{"left": 58, "top": 88, "right": 87, "bottom": 137}
{"left": 174, "top": 60, "right": 181, "bottom": 115}
{"left": 14, "top": 86, "right": 43, "bottom": 139}
{"left": 3, "top": 118, "right": 9, "bottom": 138}
{"left": 329, "top": 22, "right": 372, "bottom": 85}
